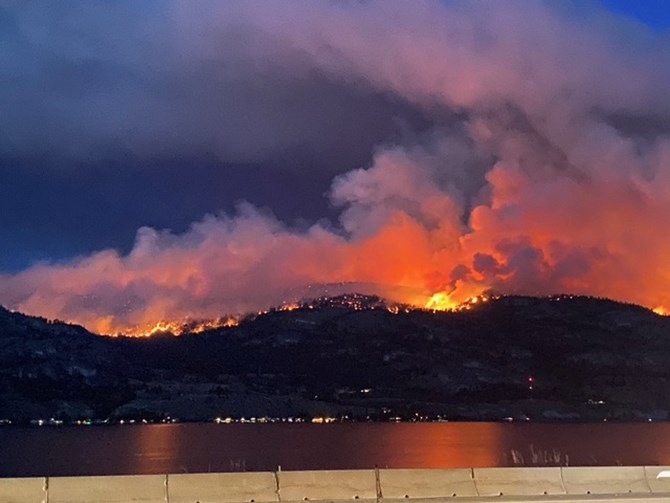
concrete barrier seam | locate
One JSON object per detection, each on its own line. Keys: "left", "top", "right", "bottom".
{"left": 643, "top": 465, "right": 652, "bottom": 491}
{"left": 276, "top": 469, "right": 283, "bottom": 501}
{"left": 469, "top": 467, "right": 480, "bottom": 497}
{"left": 559, "top": 467, "right": 567, "bottom": 495}
{"left": 374, "top": 467, "right": 381, "bottom": 502}
{"left": 274, "top": 470, "right": 281, "bottom": 502}
{"left": 165, "top": 473, "right": 170, "bottom": 503}
{"left": 642, "top": 466, "right": 654, "bottom": 494}
{"left": 44, "top": 476, "right": 49, "bottom": 503}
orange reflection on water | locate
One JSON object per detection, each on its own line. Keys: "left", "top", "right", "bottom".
{"left": 127, "top": 424, "right": 180, "bottom": 474}
{"left": 367, "top": 423, "right": 504, "bottom": 468}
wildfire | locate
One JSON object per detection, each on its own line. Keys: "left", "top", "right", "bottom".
{"left": 424, "top": 291, "right": 495, "bottom": 312}
{"left": 119, "top": 317, "right": 239, "bottom": 337}
{"left": 425, "top": 292, "right": 459, "bottom": 311}
{"left": 278, "top": 302, "right": 300, "bottom": 312}
{"left": 5, "top": 0, "right": 670, "bottom": 342}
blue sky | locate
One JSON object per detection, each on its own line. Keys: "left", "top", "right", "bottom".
{"left": 600, "top": 0, "right": 670, "bottom": 30}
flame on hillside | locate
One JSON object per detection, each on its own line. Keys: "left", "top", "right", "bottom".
{"left": 119, "top": 292, "right": 500, "bottom": 337}
{"left": 115, "top": 317, "right": 239, "bottom": 338}
{"left": 425, "top": 292, "right": 496, "bottom": 312}
{"left": 425, "top": 292, "right": 459, "bottom": 311}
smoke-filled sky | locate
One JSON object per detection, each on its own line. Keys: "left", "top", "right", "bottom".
{"left": 1, "top": 0, "right": 670, "bottom": 334}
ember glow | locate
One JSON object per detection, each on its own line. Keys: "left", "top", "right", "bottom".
{"left": 103, "top": 317, "right": 239, "bottom": 338}
{"left": 123, "top": 318, "right": 240, "bottom": 338}
{"left": 1, "top": 1, "right": 670, "bottom": 335}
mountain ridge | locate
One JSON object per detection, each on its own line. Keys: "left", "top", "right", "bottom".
{"left": 1, "top": 294, "right": 668, "bottom": 423}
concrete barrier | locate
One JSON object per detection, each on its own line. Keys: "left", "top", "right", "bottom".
{"left": 168, "top": 472, "right": 278, "bottom": 503}
{"left": 379, "top": 468, "right": 477, "bottom": 498}
{"left": 644, "top": 466, "right": 670, "bottom": 494}
{"left": 48, "top": 474, "right": 166, "bottom": 503}
{"left": 473, "top": 467, "right": 564, "bottom": 496}
{"left": 3, "top": 467, "right": 670, "bottom": 502}
{"left": 277, "top": 470, "right": 377, "bottom": 501}
{"left": 0, "top": 477, "right": 46, "bottom": 503}
{"left": 561, "top": 466, "right": 650, "bottom": 495}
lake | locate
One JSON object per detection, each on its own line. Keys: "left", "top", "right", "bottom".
{"left": 1, "top": 422, "right": 669, "bottom": 477}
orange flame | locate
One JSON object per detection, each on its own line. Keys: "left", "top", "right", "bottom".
{"left": 116, "top": 317, "right": 239, "bottom": 337}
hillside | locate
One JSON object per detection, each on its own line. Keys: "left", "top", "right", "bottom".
{"left": 1, "top": 295, "right": 669, "bottom": 422}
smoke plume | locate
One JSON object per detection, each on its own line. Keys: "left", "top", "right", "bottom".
{"left": 2, "top": 0, "right": 670, "bottom": 333}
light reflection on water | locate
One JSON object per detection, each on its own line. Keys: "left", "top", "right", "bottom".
{"left": 1, "top": 422, "right": 669, "bottom": 477}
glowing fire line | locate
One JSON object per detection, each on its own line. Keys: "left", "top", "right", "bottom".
{"left": 89, "top": 287, "right": 668, "bottom": 338}
{"left": 112, "top": 291, "right": 500, "bottom": 337}
{"left": 115, "top": 317, "right": 239, "bottom": 337}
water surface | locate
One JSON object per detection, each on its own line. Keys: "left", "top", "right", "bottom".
{"left": 1, "top": 422, "right": 669, "bottom": 477}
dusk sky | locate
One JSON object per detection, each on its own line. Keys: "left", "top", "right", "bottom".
{"left": 1, "top": 0, "right": 670, "bottom": 334}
